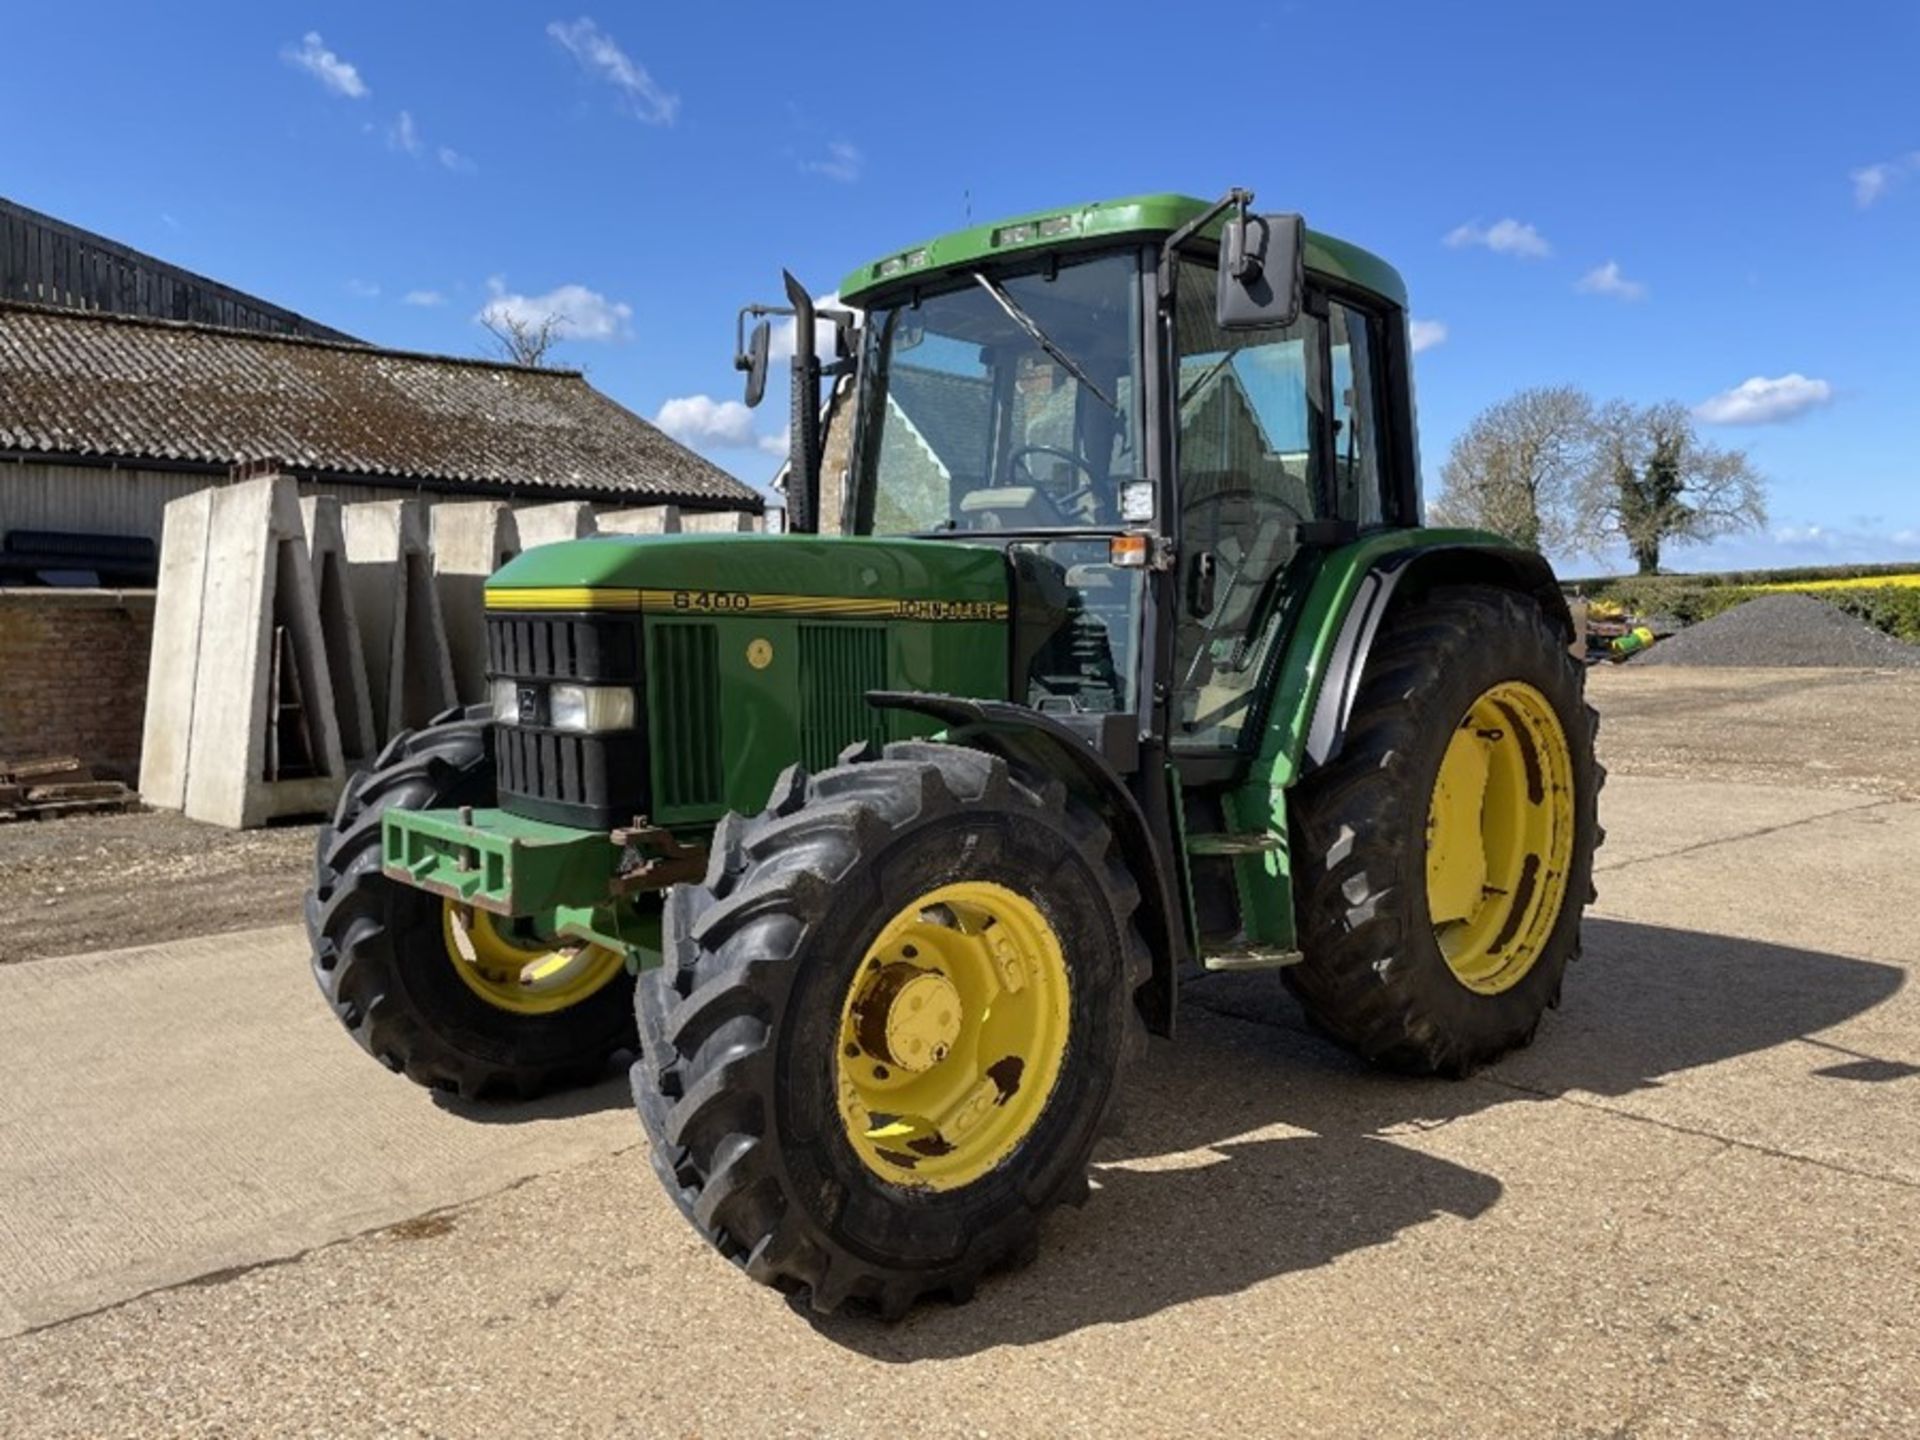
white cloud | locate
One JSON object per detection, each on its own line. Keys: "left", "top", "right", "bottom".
{"left": 547, "top": 17, "right": 679, "bottom": 125}
{"left": 1408, "top": 318, "right": 1448, "bottom": 354}
{"left": 1693, "top": 373, "right": 1834, "bottom": 426}
{"left": 389, "top": 110, "right": 423, "bottom": 156}
{"left": 1851, "top": 151, "right": 1920, "bottom": 208}
{"left": 1730, "top": 522, "right": 1920, "bottom": 565}
{"left": 803, "top": 141, "right": 863, "bottom": 183}
{"left": 403, "top": 289, "right": 446, "bottom": 307}
{"left": 655, "top": 395, "right": 765, "bottom": 449}
{"left": 1581, "top": 519, "right": 1920, "bottom": 574}
{"left": 759, "top": 427, "right": 790, "bottom": 458}
{"left": 345, "top": 278, "right": 381, "bottom": 299}
{"left": 1852, "top": 163, "right": 1897, "bottom": 208}
{"left": 1575, "top": 260, "right": 1647, "bottom": 301}
{"left": 477, "top": 277, "right": 633, "bottom": 342}
{"left": 1443, "top": 217, "right": 1551, "bottom": 259}
{"left": 284, "top": 32, "right": 368, "bottom": 99}
{"left": 770, "top": 291, "right": 855, "bottom": 362}
{"left": 386, "top": 112, "right": 474, "bottom": 171}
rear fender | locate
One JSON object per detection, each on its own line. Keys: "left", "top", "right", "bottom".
{"left": 1302, "top": 541, "right": 1570, "bottom": 771}
{"left": 866, "top": 692, "right": 1183, "bottom": 1036}
{"left": 1227, "top": 532, "right": 1568, "bottom": 953}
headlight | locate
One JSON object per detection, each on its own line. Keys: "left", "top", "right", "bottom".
{"left": 548, "top": 683, "right": 636, "bottom": 733}
{"left": 491, "top": 678, "right": 519, "bottom": 723}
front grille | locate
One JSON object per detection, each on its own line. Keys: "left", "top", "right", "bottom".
{"left": 487, "top": 612, "right": 646, "bottom": 828}
{"left": 798, "top": 623, "right": 888, "bottom": 772}
{"left": 650, "top": 622, "right": 723, "bottom": 812}
{"left": 487, "top": 614, "right": 639, "bottom": 681}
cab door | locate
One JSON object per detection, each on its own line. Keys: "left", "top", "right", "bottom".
{"left": 1169, "top": 262, "right": 1395, "bottom": 756}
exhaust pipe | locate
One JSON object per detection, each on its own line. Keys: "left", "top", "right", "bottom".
{"left": 783, "top": 270, "right": 822, "bottom": 534}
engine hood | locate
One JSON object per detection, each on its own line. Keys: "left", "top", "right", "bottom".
{"left": 485, "top": 533, "right": 1009, "bottom": 619}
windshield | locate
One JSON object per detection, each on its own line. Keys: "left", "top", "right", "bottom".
{"left": 852, "top": 250, "right": 1142, "bottom": 535}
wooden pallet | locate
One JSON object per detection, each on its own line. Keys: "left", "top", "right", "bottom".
{"left": 0, "top": 755, "right": 92, "bottom": 785}
{"left": 0, "top": 757, "right": 137, "bottom": 823}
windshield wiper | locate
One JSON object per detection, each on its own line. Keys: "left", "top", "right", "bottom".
{"left": 971, "top": 271, "right": 1115, "bottom": 410}
{"left": 1179, "top": 350, "right": 1237, "bottom": 409}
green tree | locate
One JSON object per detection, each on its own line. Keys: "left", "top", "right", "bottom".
{"left": 1584, "top": 401, "right": 1767, "bottom": 573}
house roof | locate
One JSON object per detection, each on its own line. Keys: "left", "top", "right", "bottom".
{"left": 0, "top": 301, "right": 761, "bottom": 508}
{"left": 890, "top": 366, "right": 992, "bottom": 476}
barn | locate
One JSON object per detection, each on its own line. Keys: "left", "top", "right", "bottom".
{"left": 0, "top": 195, "right": 761, "bottom": 779}
{"left": 0, "top": 194, "right": 760, "bottom": 583}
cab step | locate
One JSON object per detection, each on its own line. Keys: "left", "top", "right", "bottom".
{"left": 1201, "top": 947, "right": 1304, "bottom": 972}
{"left": 1185, "top": 832, "right": 1285, "bottom": 856}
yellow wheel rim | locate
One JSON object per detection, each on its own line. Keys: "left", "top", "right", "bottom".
{"left": 835, "top": 881, "right": 1071, "bottom": 1191}
{"left": 440, "top": 902, "right": 626, "bottom": 1016}
{"left": 1424, "top": 681, "right": 1576, "bottom": 995}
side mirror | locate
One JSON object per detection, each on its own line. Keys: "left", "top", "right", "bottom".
{"left": 737, "top": 318, "right": 771, "bottom": 408}
{"left": 1217, "top": 212, "right": 1305, "bottom": 330}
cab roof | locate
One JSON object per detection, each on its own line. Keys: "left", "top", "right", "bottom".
{"left": 839, "top": 192, "right": 1408, "bottom": 310}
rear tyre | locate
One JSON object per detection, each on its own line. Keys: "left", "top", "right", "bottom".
{"left": 305, "top": 707, "right": 636, "bottom": 1100}
{"left": 1286, "top": 586, "right": 1602, "bottom": 1076}
{"left": 631, "top": 742, "right": 1149, "bottom": 1317}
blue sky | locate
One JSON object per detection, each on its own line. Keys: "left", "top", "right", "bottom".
{"left": 4, "top": 2, "right": 1915, "bottom": 572}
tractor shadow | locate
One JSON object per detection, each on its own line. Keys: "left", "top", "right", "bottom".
{"left": 815, "top": 917, "right": 1906, "bottom": 1358}
{"left": 432, "top": 1053, "right": 637, "bottom": 1124}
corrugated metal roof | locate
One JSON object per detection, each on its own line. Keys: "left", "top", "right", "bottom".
{"left": 0, "top": 301, "right": 761, "bottom": 507}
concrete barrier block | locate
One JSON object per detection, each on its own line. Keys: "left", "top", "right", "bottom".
{"left": 299, "top": 496, "right": 378, "bottom": 769}
{"left": 182, "top": 477, "right": 346, "bottom": 828}
{"left": 138, "top": 488, "right": 215, "bottom": 810}
{"left": 514, "top": 501, "right": 597, "bottom": 549}
{"left": 430, "top": 501, "right": 521, "bottom": 703}
{"left": 594, "top": 505, "right": 681, "bottom": 535}
{"left": 342, "top": 500, "right": 459, "bottom": 746}
{"left": 679, "top": 510, "right": 760, "bottom": 534}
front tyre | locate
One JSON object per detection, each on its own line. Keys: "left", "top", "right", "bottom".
{"left": 631, "top": 742, "right": 1149, "bottom": 1317}
{"left": 1286, "top": 585, "right": 1602, "bottom": 1076}
{"left": 304, "top": 707, "right": 637, "bottom": 1100}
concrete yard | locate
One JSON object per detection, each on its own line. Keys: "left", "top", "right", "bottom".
{"left": 2, "top": 666, "right": 1917, "bottom": 1437}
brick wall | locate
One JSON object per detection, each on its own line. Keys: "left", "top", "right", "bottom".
{"left": 0, "top": 589, "right": 155, "bottom": 780}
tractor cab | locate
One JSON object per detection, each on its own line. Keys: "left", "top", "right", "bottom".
{"left": 750, "top": 193, "right": 1423, "bottom": 766}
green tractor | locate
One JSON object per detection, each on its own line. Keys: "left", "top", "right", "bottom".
{"left": 306, "top": 190, "right": 1600, "bottom": 1316}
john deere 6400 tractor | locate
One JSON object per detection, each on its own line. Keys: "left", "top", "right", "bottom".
{"left": 307, "top": 190, "right": 1600, "bottom": 1315}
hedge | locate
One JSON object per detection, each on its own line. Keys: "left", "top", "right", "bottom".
{"left": 1577, "top": 578, "right": 1920, "bottom": 643}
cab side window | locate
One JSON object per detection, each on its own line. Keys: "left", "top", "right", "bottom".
{"left": 1330, "top": 301, "right": 1384, "bottom": 528}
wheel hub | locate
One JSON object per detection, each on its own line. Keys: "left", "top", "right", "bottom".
{"left": 441, "top": 902, "right": 625, "bottom": 1016}
{"left": 853, "top": 964, "right": 963, "bottom": 1073}
{"left": 1423, "top": 680, "right": 1576, "bottom": 995}
{"left": 835, "top": 882, "right": 1072, "bottom": 1191}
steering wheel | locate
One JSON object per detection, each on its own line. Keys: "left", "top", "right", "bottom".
{"left": 1178, "top": 487, "right": 1309, "bottom": 665}
{"left": 1009, "top": 445, "right": 1101, "bottom": 521}
{"left": 1175, "top": 491, "right": 1313, "bottom": 568}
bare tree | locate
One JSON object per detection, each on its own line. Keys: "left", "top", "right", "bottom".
{"left": 1581, "top": 400, "right": 1767, "bottom": 573}
{"left": 1427, "top": 386, "right": 1595, "bottom": 554}
{"left": 481, "top": 310, "right": 563, "bottom": 367}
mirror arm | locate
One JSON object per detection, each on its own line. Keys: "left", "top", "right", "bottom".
{"left": 734, "top": 302, "right": 789, "bottom": 371}
{"left": 1156, "top": 187, "right": 1254, "bottom": 301}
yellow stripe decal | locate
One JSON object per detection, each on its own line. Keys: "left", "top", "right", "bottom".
{"left": 485, "top": 586, "right": 1008, "bottom": 622}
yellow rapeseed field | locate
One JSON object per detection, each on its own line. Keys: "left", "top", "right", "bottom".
{"left": 1754, "top": 573, "right": 1920, "bottom": 592}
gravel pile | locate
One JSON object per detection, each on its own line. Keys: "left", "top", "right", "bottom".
{"left": 1635, "top": 592, "right": 1920, "bottom": 669}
